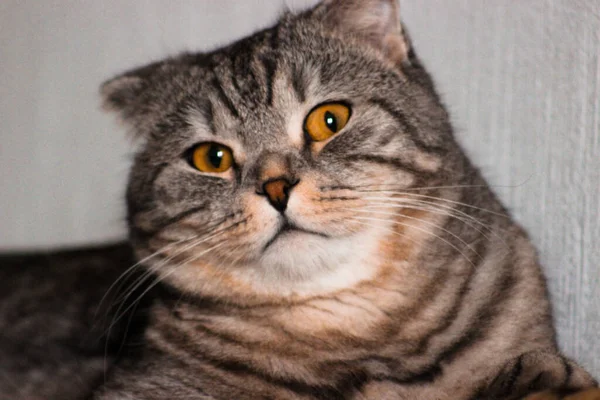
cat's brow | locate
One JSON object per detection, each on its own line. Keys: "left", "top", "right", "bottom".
{"left": 186, "top": 105, "right": 217, "bottom": 137}
{"left": 291, "top": 65, "right": 307, "bottom": 103}
{"left": 259, "top": 55, "right": 277, "bottom": 107}
{"left": 210, "top": 75, "right": 241, "bottom": 119}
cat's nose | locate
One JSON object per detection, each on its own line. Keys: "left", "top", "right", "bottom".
{"left": 260, "top": 177, "right": 298, "bottom": 213}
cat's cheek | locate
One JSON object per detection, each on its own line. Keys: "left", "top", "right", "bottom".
{"left": 284, "top": 177, "right": 345, "bottom": 228}
{"left": 284, "top": 177, "right": 369, "bottom": 237}
{"left": 285, "top": 178, "right": 317, "bottom": 219}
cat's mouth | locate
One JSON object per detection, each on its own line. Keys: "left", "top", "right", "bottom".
{"left": 262, "top": 219, "right": 328, "bottom": 252}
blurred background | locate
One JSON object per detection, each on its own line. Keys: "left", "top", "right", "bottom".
{"left": 1, "top": 0, "right": 598, "bottom": 377}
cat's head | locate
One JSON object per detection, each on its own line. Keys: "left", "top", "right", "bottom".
{"left": 102, "top": 0, "right": 459, "bottom": 301}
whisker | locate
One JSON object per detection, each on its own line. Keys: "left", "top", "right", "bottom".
{"left": 106, "top": 240, "right": 228, "bottom": 335}
{"left": 94, "top": 236, "right": 195, "bottom": 322}
{"left": 322, "top": 174, "right": 533, "bottom": 192}
{"left": 100, "top": 229, "right": 232, "bottom": 377}
{"left": 351, "top": 215, "right": 477, "bottom": 267}
{"left": 111, "top": 218, "right": 243, "bottom": 306}
{"left": 362, "top": 200, "right": 494, "bottom": 238}
{"left": 361, "top": 197, "right": 511, "bottom": 250}
{"left": 99, "top": 216, "right": 234, "bottom": 318}
{"left": 101, "top": 216, "right": 245, "bottom": 371}
{"left": 348, "top": 218, "right": 421, "bottom": 248}
{"left": 343, "top": 208, "right": 482, "bottom": 259}
{"left": 172, "top": 241, "right": 244, "bottom": 314}
{"left": 363, "top": 193, "right": 509, "bottom": 218}
{"left": 101, "top": 233, "right": 233, "bottom": 376}
{"left": 323, "top": 184, "right": 489, "bottom": 192}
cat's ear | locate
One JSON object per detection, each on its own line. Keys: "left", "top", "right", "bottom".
{"left": 101, "top": 74, "right": 144, "bottom": 114}
{"left": 311, "top": 0, "right": 411, "bottom": 65}
{"left": 100, "top": 61, "right": 165, "bottom": 136}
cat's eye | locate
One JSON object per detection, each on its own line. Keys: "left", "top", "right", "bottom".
{"left": 189, "top": 142, "right": 234, "bottom": 173}
{"left": 304, "top": 102, "right": 351, "bottom": 142}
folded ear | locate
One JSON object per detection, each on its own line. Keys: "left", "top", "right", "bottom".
{"left": 311, "top": 0, "right": 411, "bottom": 65}
{"left": 101, "top": 74, "right": 144, "bottom": 114}
{"left": 100, "top": 60, "right": 166, "bottom": 136}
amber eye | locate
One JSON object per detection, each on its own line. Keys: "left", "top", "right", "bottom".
{"left": 304, "top": 102, "right": 351, "bottom": 142}
{"left": 189, "top": 142, "right": 234, "bottom": 173}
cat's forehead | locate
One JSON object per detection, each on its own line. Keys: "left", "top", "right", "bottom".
{"left": 175, "top": 26, "right": 391, "bottom": 148}
{"left": 174, "top": 29, "right": 319, "bottom": 146}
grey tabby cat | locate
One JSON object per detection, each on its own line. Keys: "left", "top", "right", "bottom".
{"left": 1, "top": 0, "right": 599, "bottom": 399}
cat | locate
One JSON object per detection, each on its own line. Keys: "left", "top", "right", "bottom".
{"left": 1, "top": 0, "right": 598, "bottom": 399}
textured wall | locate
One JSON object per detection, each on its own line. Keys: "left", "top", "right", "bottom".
{"left": 1, "top": 0, "right": 598, "bottom": 378}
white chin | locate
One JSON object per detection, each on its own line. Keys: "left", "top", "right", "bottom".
{"left": 253, "top": 229, "right": 380, "bottom": 294}
{"left": 265, "top": 229, "right": 317, "bottom": 249}
{"left": 260, "top": 230, "right": 327, "bottom": 272}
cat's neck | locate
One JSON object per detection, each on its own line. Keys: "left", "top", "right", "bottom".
{"left": 148, "top": 250, "right": 453, "bottom": 355}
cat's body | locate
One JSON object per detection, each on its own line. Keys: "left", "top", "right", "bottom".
{"left": 1, "top": 1, "right": 598, "bottom": 399}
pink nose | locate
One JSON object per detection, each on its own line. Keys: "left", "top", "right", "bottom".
{"left": 262, "top": 178, "right": 295, "bottom": 213}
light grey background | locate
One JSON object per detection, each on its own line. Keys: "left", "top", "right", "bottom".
{"left": 1, "top": 0, "right": 598, "bottom": 378}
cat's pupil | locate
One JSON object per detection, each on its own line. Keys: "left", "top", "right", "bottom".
{"left": 324, "top": 111, "right": 337, "bottom": 132}
{"left": 208, "top": 145, "right": 224, "bottom": 168}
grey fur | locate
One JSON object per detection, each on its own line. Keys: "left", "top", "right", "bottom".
{"left": 1, "top": 1, "right": 598, "bottom": 399}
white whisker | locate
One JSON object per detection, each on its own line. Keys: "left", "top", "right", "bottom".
{"left": 361, "top": 198, "right": 510, "bottom": 249}
{"left": 348, "top": 218, "right": 419, "bottom": 248}
{"left": 364, "top": 193, "right": 509, "bottom": 218}
{"left": 111, "top": 222, "right": 239, "bottom": 306}
{"left": 101, "top": 219, "right": 242, "bottom": 375}
{"left": 105, "top": 240, "right": 227, "bottom": 337}
{"left": 343, "top": 208, "right": 482, "bottom": 259}
{"left": 95, "top": 236, "right": 195, "bottom": 321}
{"left": 361, "top": 201, "right": 493, "bottom": 239}
{"left": 351, "top": 215, "right": 476, "bottom": 267}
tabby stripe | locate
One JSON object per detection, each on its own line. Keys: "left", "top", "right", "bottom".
{"left": 410, "top": 238, "right": 488, "bottom": 354}
{"left": 184, "top": 319, "right": 310, "bottom": 357}
{"left": 429, "top": 260, "right": 517, "bottom": 365}
{"left": 202, "top": 99, "right": 216, "bottom": 135}
{"left": 161, "top": 317, "right": 370, "bottom": 400}
{"left": 211, "top": 76, "right": 240, "bottom": 119}
{"left": 376, "top": 128, "right": 401, "bottom": 148}
{"left": 231, "top": 55, "right": 258, "bottom": 105}
{"left": 562, "top": 358, "right": 573, "bottom": 386}
{"left": 148, "top": 163, "right": 169, "bottom": 190}
{"left": 504, "top": 354, "right": 525, "bottom": 394}
{"left": 171, "top": 305, "right": 324, "bottom": 352}
{"left": 528, "top": 371, "right": 547, "bottom": 392}
{"left": 466, "top": 386, "right": 487, "bottom": 400}
{"left": 268, "top": 23, "right": 280, "bottom": 52}
{"left": 317, "top": 196, "right": 361, "bottom": 202}
{"left": 344, "top": 153, "right": 434, "bottom": 177}
{"left": 333, "top": 295, "right": 394, "bottom": 320}
{"left": 396, "top": 247, "right": 515, "bottom": 389}
{"left": 371, "top": 364, "right": 442, "bottom": 385}
{"left": 162, "top": 328, "right": 341, "bottom": 399}
{"left": 153, "top": 204, "right": 209, "bottom": 232}
{"left": 368, "top": 97, "right": 445, "bottom": 154}
{"left": 157, "top": 347, "right": 250, "bottom": 398}
{"left": 163, "top": 371, "right": 212, "bottom": 397}
{"left": 318, "top": 184, "right": 356, "bottom": 192}
{"left": 291, "top": 65, "right": 307, "bottom": 103}
{"left": 260, "top": 55, "right": 277, "bottom": 106}
{"left": 129, "top": 198, "right": 208, "bottom": 239}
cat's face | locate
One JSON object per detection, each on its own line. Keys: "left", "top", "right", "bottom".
{"left": 103, "top": 0, "right": 456, "bottom": 299}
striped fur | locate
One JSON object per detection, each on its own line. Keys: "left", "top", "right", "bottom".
{"left": 95, "top": 1, "right": 598, "bottom": 399}
{"left": 1, "top": 1, "right": 597, "bottom": 399}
